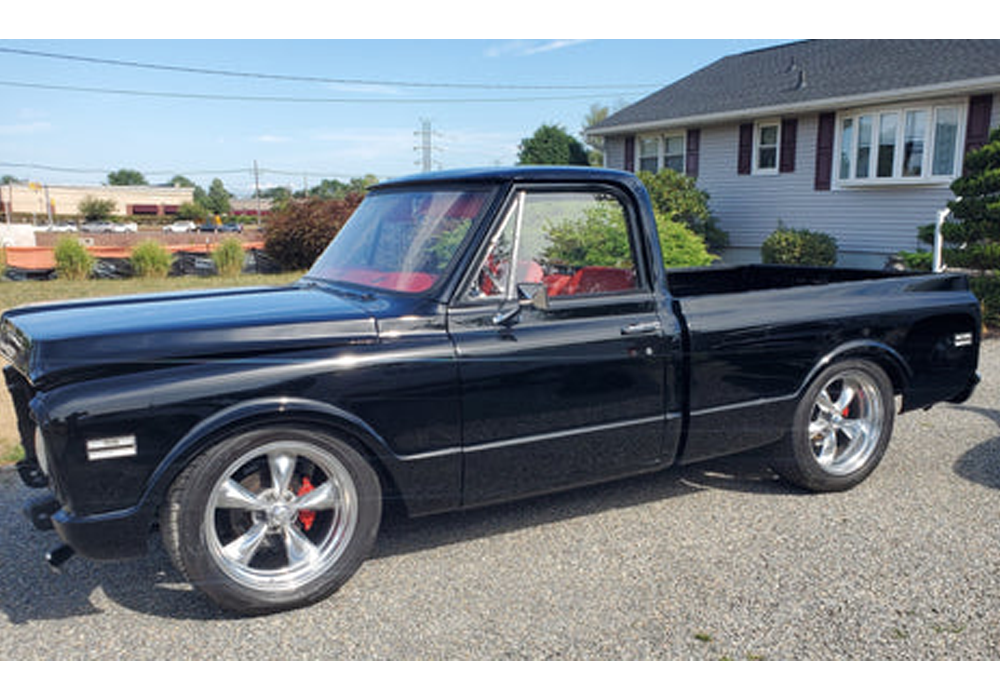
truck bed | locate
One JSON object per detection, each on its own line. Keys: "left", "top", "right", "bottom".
{"left": 667, "top": 265, "right": 980, "bottom": 465}
{"left": 665, "top": 264, "right": 908, "bottom": 298}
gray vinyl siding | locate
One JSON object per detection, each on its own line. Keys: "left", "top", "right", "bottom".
{"left": 697, "top": 115, "right": 952, "bottom": 262}
{"left": 605, "top": 93, "right": 1000, "bottom": 268}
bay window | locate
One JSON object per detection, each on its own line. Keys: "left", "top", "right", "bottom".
{"left": 836, "top": 102, "right": 964, "bottom": 184}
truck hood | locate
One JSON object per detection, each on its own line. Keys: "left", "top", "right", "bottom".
{"left": 0, "top": 284, "right": 377, "bottom": 386}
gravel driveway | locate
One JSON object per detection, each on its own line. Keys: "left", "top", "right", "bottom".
{"left": 1, "top": 341, "right": 998, "bottom": 660}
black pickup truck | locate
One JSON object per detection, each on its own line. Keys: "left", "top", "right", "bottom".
{"left": 1, "top": 167, "right": 981, "bottom": 613}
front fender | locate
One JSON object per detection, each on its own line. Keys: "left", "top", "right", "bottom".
{"left": 139, "top": 396, "right": 462, "bottom": 522}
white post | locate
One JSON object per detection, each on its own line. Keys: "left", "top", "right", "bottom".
{"left": 933, "top": 207, "right": 948, "bottom": 273}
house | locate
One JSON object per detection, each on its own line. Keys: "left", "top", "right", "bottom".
{"left": 589, "top": 40, "right": 1000, "bottom": 268}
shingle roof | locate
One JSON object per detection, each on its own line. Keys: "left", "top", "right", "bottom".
{"left": 592, "top": 40, "right": 1000, "bottom": 134}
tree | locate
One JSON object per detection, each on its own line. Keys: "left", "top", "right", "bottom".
{"left": 263, "top": 194, "right": 364, "bottom": 271}
{"left": 168, "top": 175, "right": 197, "bottom": 189}
{"left": 920, "top": 126, "right": 1000, "bottom": 270}
{"left": 107, "top": 169, "right": 148, "bottom": 186}
{"left": 581, "top": 104, "right": 611, "bottom": 167}
{"left": 518, "top": 124, "right": 590, "bottom": 166}
{"left": 950, "top": 127, "right": 1000, "bottom": 240}
{"left": 202, "top": 178, "right": 232, "bottom": 216}
{"left": 915, "top": 126, "right": 1000, "bottom": 324}
{"left": 1, "top": 174, "right": 22, "bottom": 185}
{"left": 78, "top": 195, "right": 116, "bottom": 221}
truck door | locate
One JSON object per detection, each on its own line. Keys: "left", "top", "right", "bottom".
{"left": 448, "top": 186, "right": 682, "bottom": 506}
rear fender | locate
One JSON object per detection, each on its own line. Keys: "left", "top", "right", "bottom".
{"left": 803, "top": 340, "right": 913, "bottom": 398}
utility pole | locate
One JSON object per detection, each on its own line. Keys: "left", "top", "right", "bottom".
{"left": 2, "top": 181, "right": 10, "bottom": 225}
{"left": 414, "top": 118, "right": 442, "bottom": 172}
{"left": 253, "top": 160, "right": 262, "bottom": 228}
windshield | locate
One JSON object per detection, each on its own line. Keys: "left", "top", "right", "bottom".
{"left": 305, "top": 187, "right": 495, "bottom": 294}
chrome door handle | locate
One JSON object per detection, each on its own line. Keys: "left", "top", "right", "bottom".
{"left": 621, "top": 321, "right": 662, "bottom": 336}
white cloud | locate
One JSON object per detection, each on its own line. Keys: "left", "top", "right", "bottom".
{"left": 0, "top": 121, "right": 52, "bottom": 136}
{"left": 254, "top": 134, "right": 292, "bottom": 144}
{"left": 485, "top": 40, "right": 590, "bottom": 58}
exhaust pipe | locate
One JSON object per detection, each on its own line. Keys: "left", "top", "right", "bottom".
{"left": 46, "top": 544, "right": 75, "bottom": 572}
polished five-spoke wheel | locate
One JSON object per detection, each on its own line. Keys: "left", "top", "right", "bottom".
{"left": 162, "top": 427, "right": 381, "bottom": 613}
{"left": 807, "top": 369, "right": 885, "bottom": 476}
{"left": 769, "top": 359, "right": 895, "bottom": 492}
{"left": 204, "top": 440, "right": 360, "bottom": 594}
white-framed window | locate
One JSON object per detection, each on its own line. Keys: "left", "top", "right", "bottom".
{"left": 754, "top": 121, "right": 781, "bottom": 174}
{"left": 636, "top": 132, "right": 686, "bottom": 174}
{"left": 836, "top": 102, "right": 965, "bottom": 185}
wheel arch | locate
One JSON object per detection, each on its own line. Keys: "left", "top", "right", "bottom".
{"left": 803, "top": 339, "right": 912, "bottom": 400}
{"left": 142, "top": 397, "right": 406, "bottom": 521}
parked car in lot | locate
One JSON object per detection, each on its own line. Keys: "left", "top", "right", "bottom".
{"left": 39, "top": 222, "right": 78, "bottom": 233}
{"left": 163, "top": 221, "right": 197, "bottom": 233}
{"left": 78, "top": 221, "right": 137, "bottom": 233}
{"left": 199, "top": 222, "right": 244, "bottom": 233}
{"left": 2, "top": 167, "right": 982, "bottom": 614}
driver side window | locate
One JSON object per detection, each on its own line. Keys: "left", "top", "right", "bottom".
{"left": 466, "top": 189, "right": 639, "bottom": 302}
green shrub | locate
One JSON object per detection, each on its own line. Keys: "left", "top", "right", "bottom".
{"left": 969, "top": 276, "right": 1000, "bottom": 328}
{"left": 637, "top": 169, "right": 729, "bottom": 252}
{"left": 895, "top": 250, "right": 932, "bottom": 272}
{"left": 130, "top": 240, "right": 173, "bottom": 279}
{"left": 656, "top": 214, "right": 717, "bottom": 268}
{"left": 761, "top": 226, "right": 838, "bottom": 267}
{"left": 540, "top": 202, "right": 715, "bottom": 270}
{"left": 54, "top": 237, "right": 94, "bottom": 280}
{"left": 212, "top": 237, "right": 245, "bottom": 277}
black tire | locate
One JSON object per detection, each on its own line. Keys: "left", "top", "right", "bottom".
{"left": 768, "top": 359, "right": 895, "bottom": 492}
{"left": 161, "top": 426, "right": 381, "bottom": 614}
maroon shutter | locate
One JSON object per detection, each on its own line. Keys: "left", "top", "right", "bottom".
{"left": 779, "top": 118, "right": 797, "bottom": 173}
{"left": 686, "top": 128, "right": 700, "bottom": 178}
{"left": 965, "top": 94, "right": 993, "bottom": 154}
{"left": 814, "top": 112, "right": 836, "bottom": 191}
{"left": 624, "top": 136, "right": 635, "bottom": 172}
{"left": 738, "top": 123, "right": 753, "bottom": 175}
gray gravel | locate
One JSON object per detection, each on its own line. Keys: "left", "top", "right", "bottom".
{"left": 1, "top": 341, "right": 998, "bottom": 660}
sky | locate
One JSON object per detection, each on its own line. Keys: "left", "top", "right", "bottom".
{"left": 0, "top": 38, "right": 788, "bottom": 197}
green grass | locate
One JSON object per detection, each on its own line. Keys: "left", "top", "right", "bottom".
{"left": 0, "top": 271, "right": 304, "bottom": 316}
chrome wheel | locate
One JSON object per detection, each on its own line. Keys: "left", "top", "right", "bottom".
{"left": 204, "top": 439, "right": 359, "bottom": 593}
{"left": 807, "top": 369, "right": 886, "bottom": 476}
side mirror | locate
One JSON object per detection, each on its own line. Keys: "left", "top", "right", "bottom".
{"left": 518, "top": 283, "right": 550, "bottom": 311}
{"left": 492, "top": 284, "right": 550, "bottom": 328}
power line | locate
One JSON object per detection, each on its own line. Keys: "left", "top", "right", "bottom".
{"left": 0, "top": 45, "right": 661, "bottom": 92}
{"left": 0, "top": 78, "right": 640, "bottom": 105}
{"left": 0, "top": 161, "right": 250, "bottom": 176}
{"left": 0, "top": 160, "right": 393, "bottom": 182}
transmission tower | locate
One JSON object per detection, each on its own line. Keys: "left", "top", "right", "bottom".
{"left": 414, "top": 118, "right": 443, "bottom": 172}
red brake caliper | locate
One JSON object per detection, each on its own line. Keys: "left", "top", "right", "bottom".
{"left": 296, "top": 476, "right": 316, "bottom": 531}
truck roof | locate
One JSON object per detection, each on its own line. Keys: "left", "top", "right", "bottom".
{"left": 373, "top": 166, "right": 642, "bottom": 191}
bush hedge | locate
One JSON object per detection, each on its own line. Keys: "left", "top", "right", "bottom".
{"left": 761, "top": 226, "right": 838, "bottom": 267}
{"left": 54, "top": 237, "right": 94, "bottom": 280}
{"left": 212, "top": 237, "right": 245, "bottom": 277}
{"left": 130, "top": 240, "right": 173, "bottom": 279}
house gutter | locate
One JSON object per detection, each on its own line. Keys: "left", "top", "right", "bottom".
{"left": 587, "top": 76, "right": 1000, "bottom": 137}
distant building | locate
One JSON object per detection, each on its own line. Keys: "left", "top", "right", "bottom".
{"left": 0, "top": 183, "right": 195, "bottom": 221}
{"left": 229, "top": 198, "right": 273, "bottom": 218}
